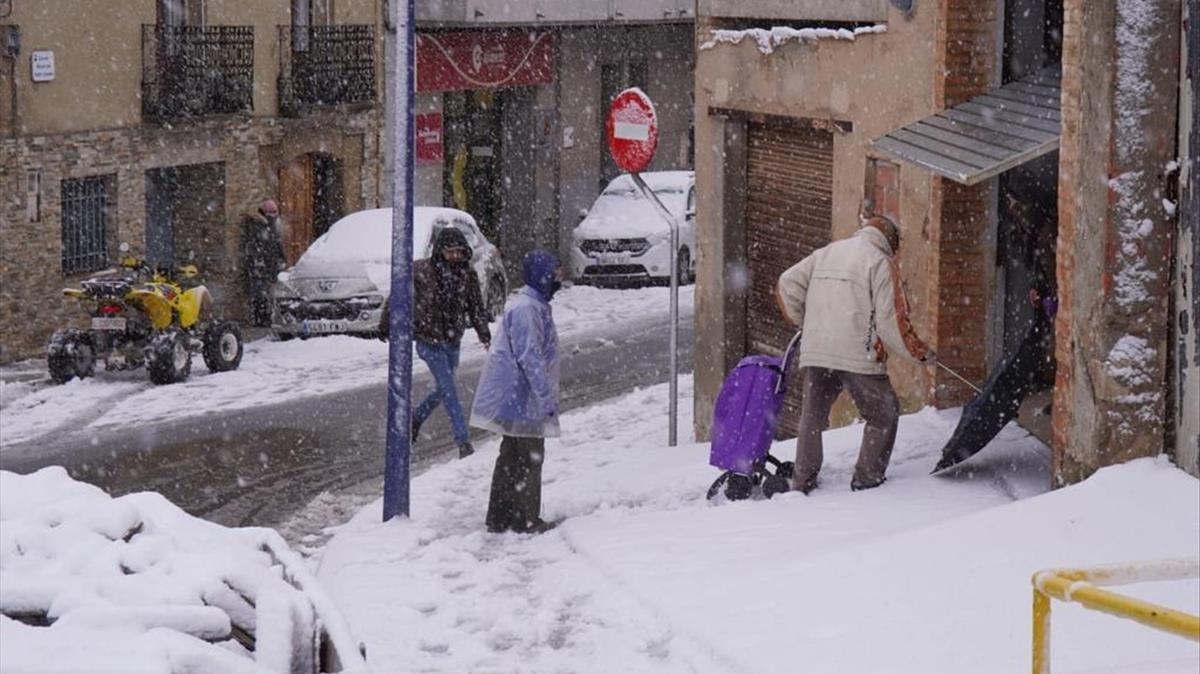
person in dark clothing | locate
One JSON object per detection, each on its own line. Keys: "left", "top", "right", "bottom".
{"left": 243, "top": 199, "right": 285, "bottom": 327}
{"left": 411, "top": 227, "right": 493, "bottom": 459}
{"left": 472, "top": 250, "right": 563, "bottom": 534}
{"left": 933, "top": 189, "right": 1058, "bottom": 472}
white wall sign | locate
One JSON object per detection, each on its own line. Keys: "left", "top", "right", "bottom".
{"left": 31, "top": 50, "right": 55, "bottom": 82}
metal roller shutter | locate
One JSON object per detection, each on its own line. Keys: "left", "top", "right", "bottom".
{"left": 745, "top": 120, "right": 834, "bottom": 437}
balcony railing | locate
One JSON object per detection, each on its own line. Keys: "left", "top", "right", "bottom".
{"left": 141, "top": 24, "right": 254, "bottom": 123}
{"left": 278, "top": 25, "right": 375, "bottom": 117}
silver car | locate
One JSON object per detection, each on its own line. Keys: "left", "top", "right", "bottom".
{"left": 272, "top": 207, "right": 507, "bottom": 339}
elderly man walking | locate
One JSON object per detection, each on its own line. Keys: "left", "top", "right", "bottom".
{"left": 775, "top": 216, "right": 935, "bottom": 494}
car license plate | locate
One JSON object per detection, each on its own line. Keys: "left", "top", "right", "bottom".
{"left": 596, "top": 252, "right": 630, "bottom": 265}
{"left": 91, "top": 317, "right": 126, "bottom": 331}
{"left": 301, "top": 320, "right": 349, "bottom": 335}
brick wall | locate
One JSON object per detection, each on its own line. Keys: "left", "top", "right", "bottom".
{"left": 930, "top": 0, "right": 998, "bottom": 407}
{"left": 0, "top": 112, "right": 379, "bottom": 363}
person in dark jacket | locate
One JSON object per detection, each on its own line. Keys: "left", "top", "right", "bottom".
{"left": 411, "top": 227, "right": 493, "bottom": 458}
{"left": 473, "top": 249, "right": 563, "bottom": 534}
{"left": 243, "top": 199, "right": 285, "bottom": 327}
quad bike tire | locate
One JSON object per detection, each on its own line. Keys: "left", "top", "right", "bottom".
{"left": 203, "top": 321, "right": 243, "bottom": 372}
{"left": 47, "top": 330, "right": 96, "bottom": 384}
{"left": 146, "top": 330, "right": 192, "bottom": 385}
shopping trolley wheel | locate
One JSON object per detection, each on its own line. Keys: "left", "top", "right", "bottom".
{"left": 777, "top": 461, "right": 795, "bottom": 481}
{"left": 762, "top": 474, "right": 790, "bottom": 499}
{"left": 724, "top": 474, "right": 754, "bottom": 501}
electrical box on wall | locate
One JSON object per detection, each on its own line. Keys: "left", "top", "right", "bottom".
{"left": 3, "top": 24, "right": 19, "bottom": 56}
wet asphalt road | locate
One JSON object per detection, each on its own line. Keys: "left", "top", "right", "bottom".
{"left": 1, "top": 316, "right": 693, "bottom": 529}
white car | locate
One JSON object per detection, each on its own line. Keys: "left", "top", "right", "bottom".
{"left": 570, "top": 171, "right": 696, "bottom": 286}
{"left": 272, "top": 207, "right": 507, "bottom": 339}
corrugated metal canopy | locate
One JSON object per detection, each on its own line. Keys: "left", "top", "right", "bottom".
{"left": 870, "top": 66, "right": 1061, "bottom": 185}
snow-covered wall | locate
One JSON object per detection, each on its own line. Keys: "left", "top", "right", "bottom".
{"left": 1053, "top": 0, "right": 1181, "bottom": 482}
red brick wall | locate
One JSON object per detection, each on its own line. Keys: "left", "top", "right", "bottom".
{"left": 930, "top": 0, "right": 998, "bottom": 406}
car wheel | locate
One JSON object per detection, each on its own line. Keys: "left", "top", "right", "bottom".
{"left": 202, "top": 321, "right": 243, "bottom": 372}
{"left": 146, "top": 330, "right": 192, "bottom": 385}
{"left": 47, "top": 330, "right": 96, "bottom": 384}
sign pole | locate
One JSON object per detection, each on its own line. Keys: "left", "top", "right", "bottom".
{"left": 629, "top": 173, "right": 679, "bottom": 447}
{"left": 383, "top": 0, "right": 415, "bottom": 521}
{"left": 606, "top": 87, "right": 677, "bottom": 447}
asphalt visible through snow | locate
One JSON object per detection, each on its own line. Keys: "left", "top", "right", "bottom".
{"left": 0, "top": 315, "right": 693, "bottom": 529}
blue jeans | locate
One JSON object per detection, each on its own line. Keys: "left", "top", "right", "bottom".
{"left": 414, "top": 341, "right": 469, "bottom": 446}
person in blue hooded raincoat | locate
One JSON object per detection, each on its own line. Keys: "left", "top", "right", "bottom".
{"left": 472, "top": 249, "right": 562, "bottom": 534}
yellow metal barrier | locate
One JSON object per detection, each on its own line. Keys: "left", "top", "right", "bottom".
{"left": 1031, "top": 558, "right": 1200, "bottom": 674}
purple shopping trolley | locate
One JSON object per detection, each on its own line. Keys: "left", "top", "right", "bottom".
{"left": 706, "top": 331, "right": 803, "bottom": 501}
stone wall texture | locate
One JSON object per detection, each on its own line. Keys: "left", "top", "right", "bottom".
{"left": 0, "top": 111, "right": 381, "bottom": 363}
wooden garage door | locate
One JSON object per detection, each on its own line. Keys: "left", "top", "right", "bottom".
{"left": 745, "top": 120, "right": 834, "bottom": 437}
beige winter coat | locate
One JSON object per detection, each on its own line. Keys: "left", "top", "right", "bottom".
{"left": 776, "top": 226, "right": 931, "bottom": 375}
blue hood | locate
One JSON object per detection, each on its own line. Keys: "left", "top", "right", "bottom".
{"left": 522, "top": 249, "right": 561, "bottom": 301}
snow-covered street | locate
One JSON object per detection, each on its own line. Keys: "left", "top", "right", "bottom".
{"left": 316, "top": 378, "right": 1200, "bottom": 674}
{"left": 0, "top": 285, "right": 695, "bottom": 451}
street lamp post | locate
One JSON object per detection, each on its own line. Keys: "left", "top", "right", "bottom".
{"left": 383, "top": 0, "right": 415, "bottom": 521}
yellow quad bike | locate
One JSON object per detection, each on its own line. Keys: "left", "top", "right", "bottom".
{"left": 49, "top": 255, "right": 243, "bottom": 385}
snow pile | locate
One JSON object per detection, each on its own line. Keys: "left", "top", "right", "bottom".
{"left": 0, "top": 467, "right": 365, "bottom": 674}
{"left": 700, "top": 24, "right": 887, "bottom": 55}
{"left": 1, "top": 284, "right": 694, "bottom": 449}
{"left": 316, "top": 375, "right": 1197, "bottom": 673}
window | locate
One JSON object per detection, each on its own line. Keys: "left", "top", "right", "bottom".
{"left": 61, "top": 176, "right": 113, "bottom": 274}
{"left": 864, "top": 157, "right": 900, "bottom": 223}
{"left": 157, "top": 0, "right": 205, "bottom": 26}
{"left": 26, "top": 169, "right": 41, "bottom": 222}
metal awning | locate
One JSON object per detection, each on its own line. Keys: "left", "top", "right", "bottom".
{"left": 870, "top": 66, "right": 1061, "bottom": 185}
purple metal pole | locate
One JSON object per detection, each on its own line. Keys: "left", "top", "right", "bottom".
{"left": 383, "top": 0, "right": 415, "bottom": 521}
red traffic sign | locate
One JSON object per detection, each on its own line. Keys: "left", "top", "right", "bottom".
{"left": 605, "top": 88, "right": 658, "bottom": 174}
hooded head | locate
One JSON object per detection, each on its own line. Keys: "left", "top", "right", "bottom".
{"left": 431, "top": 227, "right": 472, "bottom": 269}
{"left": 522, "top": 249, "right": 562, "bottom": 301}
{"left": 259, "top": 198, "right": 279, "bottom": 219}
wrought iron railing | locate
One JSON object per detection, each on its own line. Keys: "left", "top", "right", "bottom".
{"left": 278, "top": 25, "right": 375, "bottom": 116}
{"left": 141, "top": 24, "right": 254, "bottom": 123}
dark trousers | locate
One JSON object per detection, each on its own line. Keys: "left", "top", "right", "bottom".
{"left": 247, "top": 276, "right": 273, "bottom": 327}
{"left": 486, "top": 436, "right": 545, "bottom": 532}
{"left": 793, "top": 367, "right": 900, "bottom": 491}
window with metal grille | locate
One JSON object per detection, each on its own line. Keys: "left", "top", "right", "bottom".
{"left": 61, "top": 176, "right": 113, "bottom": 274}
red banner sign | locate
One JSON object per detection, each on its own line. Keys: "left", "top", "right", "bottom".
{"left": 415, "top": 113, "right": 443, "bottom": 164}
{"left": 417, "top": 29, "right": 555, "bottom": 93}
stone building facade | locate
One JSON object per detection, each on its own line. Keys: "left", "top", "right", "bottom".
{"left": 0, "top": 0, "right": 386, "bottom": 363}
{"left": 693, "top": 0, "right": 1198, "bottom": 481}
{"left": 388, "top": 3, "right": 696, "bottom": 281}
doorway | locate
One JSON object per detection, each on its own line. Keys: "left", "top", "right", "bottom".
{"left": 278, "top": 152, "right": 344, "bottom": 265}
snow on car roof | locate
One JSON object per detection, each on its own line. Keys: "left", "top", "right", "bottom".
{"left": 602, "top": 170, "right": 694, "bottom": 195}
{"left": 299, "top": 206, "right": 477, "bottom": 266}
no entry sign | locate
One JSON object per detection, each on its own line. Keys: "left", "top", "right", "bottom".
{"left": 605, "top": 88, "right": 658, "bottom": 174}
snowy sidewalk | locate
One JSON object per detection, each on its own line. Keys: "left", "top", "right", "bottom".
{"left": 313, "top": 377, "right": 1197, "bottom": 673}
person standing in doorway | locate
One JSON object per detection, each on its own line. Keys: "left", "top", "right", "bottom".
{"left": 411, "top": 227, "right": 492, "bottom": 459}
{"left": 775, "top": 216, "right": 935, "bottom": 494}
{"left": 472, "top": 250, "right": 563, "bottom": 534}
{"left": 242, "top": 198, "right": 285, "bottom": 328}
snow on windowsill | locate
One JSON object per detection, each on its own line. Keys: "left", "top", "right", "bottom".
{"left": 700, "top": 24, "right": 887, "bottom": 55}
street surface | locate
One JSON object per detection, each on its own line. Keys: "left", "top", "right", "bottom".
{"left": 1, "top": 310, "right": 693, "bottom": 530}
